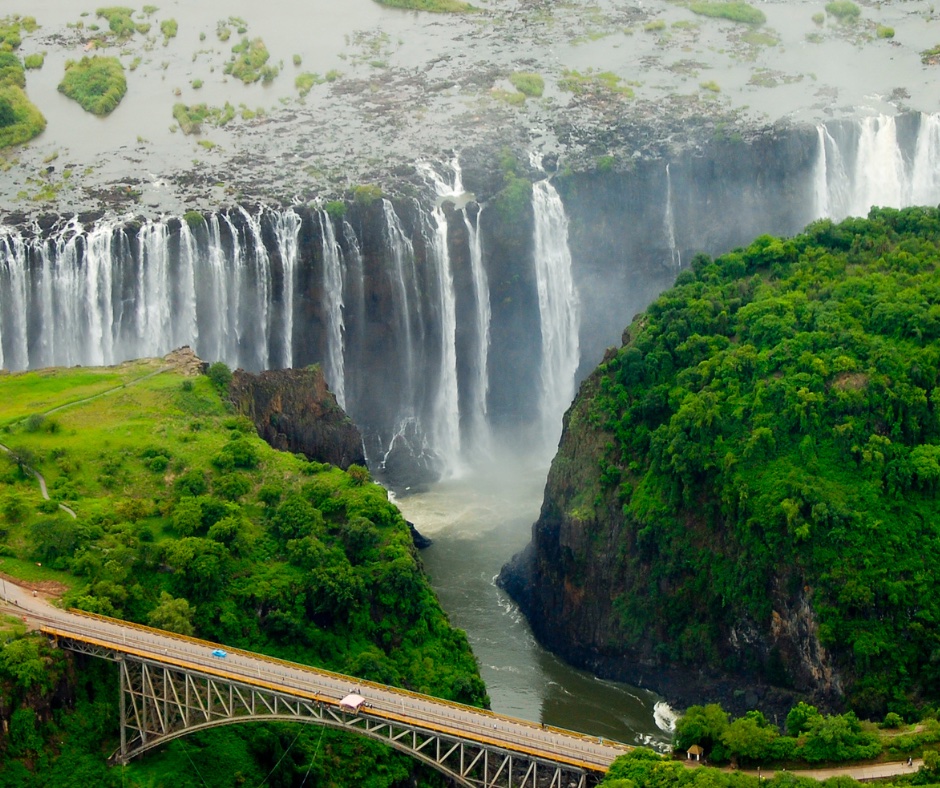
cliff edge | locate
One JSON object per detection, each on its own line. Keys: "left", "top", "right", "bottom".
{"left": 229, "top": 366, "right": 366, "bottom": 470}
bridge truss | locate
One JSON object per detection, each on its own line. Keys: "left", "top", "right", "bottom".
{"left": 56, "top": 636, "right": 596, "bottom": 788}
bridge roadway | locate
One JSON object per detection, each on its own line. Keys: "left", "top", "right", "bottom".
{"left": 0, "top": 576, "right": 631, "bottom": 776}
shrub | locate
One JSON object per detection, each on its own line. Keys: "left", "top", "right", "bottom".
{"left": 206, "top": 361, "right": 232, "bottom": 391}
{"left": 877, "top": 24, "right": 894, "bottom": 38}
{"left": 372, "top": 0, "right": 475, "bottom": 11}
{"left": 58, "top": 56, "right": 127, "bottom": 116}
{"left": 825, "top": 1, "right": 860, "bottom": 20}
{"left": 509, "top": 72, "right": 544, "bottom": 97}
{"left": 882, "top": 712, "right": 904, "bottom": 728}
{"left": 23, "top": 53, "right": 43, "bottom": 70}
{"left": 353, "top": 184, "right": 383, "bottom": 206}
{"left": 183, "top": 210, "right": 203, "bottom": 228}
{"left": 96, "top": 7, "right": 136, "bottom": 39}
{"left": 160, "top": 18, "right": 178, "bottom": 41}
{"left": 0, "top": 51, "right": 25, "bottom": 89}
{"left": 225, "top": 37, "right": 277, "bottom": 84}
{"left": 324, "top": 200, "right": 346, "bottom": 220}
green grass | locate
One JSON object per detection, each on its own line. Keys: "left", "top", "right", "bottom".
{"left": 295, "top": 71, "right": 325, "bottom": 97}
{"left": 0, "top": 366, "right": 142, "bottom": 428}
{"left": 58, "top": 56, "right": 127, "bottom": 116}
{"left": 23, "top": 53, "right": 43, "bottom": 70}
{"left": 687, "top": 1, "right": 766, "bottom": 25}
{"left": 372, "top": 0, "right": 476, "bottom": 12}
{"left": 509, "top": 71, "right": 544, "bottom": 98}
{"left": 559, "top": 68, "right": 634, "bottom": 98}
{"left": 0, "top": 556, "right": 80, "bottom": 590}
{"left": 172, "top": 101, "right": 235, "bottom": 133}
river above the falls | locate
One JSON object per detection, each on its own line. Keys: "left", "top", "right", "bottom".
{"left": 390, "top": 453, "right": 675, "bottom": 750}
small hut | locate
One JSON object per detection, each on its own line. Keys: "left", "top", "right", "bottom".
{"left": 339, "top": 693, "right": 365, "bottom": 712}
{"left": 687, "top": 744, "right": 704, "bottom": 761}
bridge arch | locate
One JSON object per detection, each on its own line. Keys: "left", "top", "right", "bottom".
{"left": 112, "top": 653, "right": 594, "bottom": 788}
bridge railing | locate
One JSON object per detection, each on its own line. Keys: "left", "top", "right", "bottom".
{"left": 58, "top": 607, "right": 622, "bottom": 751}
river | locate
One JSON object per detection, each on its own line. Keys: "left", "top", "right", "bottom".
{"left": 391, "top": 448, "right": 676, "bottom": 751}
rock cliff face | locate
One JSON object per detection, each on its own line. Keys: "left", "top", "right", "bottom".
{"left": 229, "top": 367, "right": 365, "bottom": 470}
{"left": 499, "top": 360, "right": 840, "bottom": 717}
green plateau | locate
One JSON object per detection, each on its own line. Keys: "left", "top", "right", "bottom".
{"left": 0, "top": 356, "right": 486, "bottom": 787}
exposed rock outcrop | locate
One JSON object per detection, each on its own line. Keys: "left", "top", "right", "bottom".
{"left": 229, "top": 366, "right": 366, "bottom": 470}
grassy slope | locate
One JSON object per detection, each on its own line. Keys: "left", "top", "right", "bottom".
{"left": 0, "top": 358, "right": 485, "bottom": 786}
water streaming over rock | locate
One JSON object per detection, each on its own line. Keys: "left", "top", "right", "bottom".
{"left": 319, "top": 209, "right": 347, "bottom": 410}
{"left": 664, "top": 163, "right": 681, "bottom": 271}
{"left": 814, "top": 112, "right": 940, "bottom": 220}
{"left": 531, "top": 178, "right": 580, "bottom": 454}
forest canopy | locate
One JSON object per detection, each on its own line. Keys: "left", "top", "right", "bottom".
{"left": 587, "top": 206, "right": 940, "bottom": 718}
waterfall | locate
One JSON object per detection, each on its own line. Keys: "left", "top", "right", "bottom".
{"left": 178, "top": 220, "right": 200, "bottom": 354}
{"left": 664, "top": 163, "right": 681, "bottom": 271}
{"left": 814, "top": 111, "right": 940, "bottom": 220}
{"left": 911, "top": 113, "right": 940, "bottom": 205}
{"left": 464, "top": 204, "right": 491, "bottom": 455}
{"left": 0, "top": 227, "right": 28, "bottom": 370}
{"left": 319, "top": 209, "right": 347, "bottom": 409}
{"left": 271, "top": 208, "right": 301, "bottom": 369}
{"left": 382, "top": 199, "right": 418, "bottom": 414}
{"left": 237, "top": 207, "right": 272, "bottom": 371}
{"left": 531, "top": 178, "right": 580, "bottom": 452}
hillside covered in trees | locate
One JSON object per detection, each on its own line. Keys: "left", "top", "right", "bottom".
{"left": 501, "top": 206, "right": 940, "bottom": 720}
{"left": 0, "top": 357, "right": 485, "bottom": 787}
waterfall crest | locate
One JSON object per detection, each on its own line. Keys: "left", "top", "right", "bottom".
{"left": 814, "top": 112, "right": 940, "bottom": 220}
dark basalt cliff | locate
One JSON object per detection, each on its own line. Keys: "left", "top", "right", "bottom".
{"left": 229, "top": 366, "right": 366, "bottom": 470}
{"left": 498, "top": 366, "right": 825, "bottom": 718}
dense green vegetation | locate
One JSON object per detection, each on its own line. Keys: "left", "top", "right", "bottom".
{"left": 584, "top": 207, "right": 940, "bottom": 719}
{"left": 58, "top": 56, "right": 127, "bottom": 115}
{"left": 0, "top": 16, "right": 45, "bottom": 149}
{"left": 224, "top": 36, "right": 278, "bottom": 84}
{"left": 0, "top": 359, "right": 486, "bottom": 785}
{"left": 598, "top": 747, "right": 940, "bottom": 788}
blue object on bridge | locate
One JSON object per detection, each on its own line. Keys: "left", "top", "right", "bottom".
{"left": 212, "top": 649, "right": 227, "bottom": 658}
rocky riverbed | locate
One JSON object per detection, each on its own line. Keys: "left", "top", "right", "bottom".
{"left": 3, "top": 0, "right": 940, "bottom": 218}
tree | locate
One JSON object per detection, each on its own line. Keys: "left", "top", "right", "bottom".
{"left": 721, "top": 716, "right": 778, "bottom": 763}
{"left": 786, "top": 701, "right": 820, "bottom": 736}
{"left": 207, "top": 361, "right": 233, "bottom": 391}
{"left": 674, "top": 704, "right": 730, "bottom": 752}
{"left": 147, "top": 591, "right": 196, "bottom": 636}
{"left": 0, "top": 94, "right": 16, "bottom": 128}
{"left": 0, "top": 638, "right": 51, "bottom": 692}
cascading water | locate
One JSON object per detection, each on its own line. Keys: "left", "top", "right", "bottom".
{"left": 531, "top": 177, "right": 580, "bottom": 454}
{"left": 270, "top": 207, "right": 301, "bottom": 369}
{"left": 814, "top": 111, "right": 940, "bottom": 221}
{"left": 664, "top": 163, "right": 681, "bottom": 271}
{"left": 319, "top": 209, "right": 347, "bottom": 410}
{"left": 463, "top": 204, "right": 491, "bottom": 456}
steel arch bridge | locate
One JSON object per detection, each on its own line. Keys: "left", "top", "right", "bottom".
{"left": 49, "top": 628, "right": 614, "bottom": 788}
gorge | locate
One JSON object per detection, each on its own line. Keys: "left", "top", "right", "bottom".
{"left": 4, "top": 112, "right": 940, "bottom": 732}
{"left": 5, "top": 0, "right": 940, "bottom": 765}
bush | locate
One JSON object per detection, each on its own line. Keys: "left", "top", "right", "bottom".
{"left": 160, "top": 19, "right": 178, "bottom": 40}
{"left": 23, "top": 53, "right": 43, "bottom": 70}
{"left": 825, "top": 1, "right": 860, "bottom": 20}
{"left": 58, "top": 56, "right": 127, "bottom": 115}
{"left": 206, "top": 361, "right": 232, "bottom": 391}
